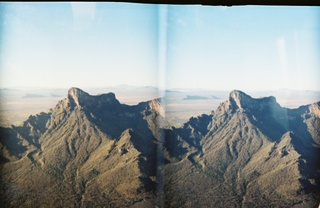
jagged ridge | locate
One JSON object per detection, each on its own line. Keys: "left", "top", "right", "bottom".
{"left": 0, "top": 88, "right": 163, "bottom": 207}
{"left": 1, "top": 88, "right": 319, "bottom": 208}
{"left": 163, "top": 90, "right": 320, "bottom": 207}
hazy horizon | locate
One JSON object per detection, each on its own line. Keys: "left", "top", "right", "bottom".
{"left": 2, "top": 84, "right": 320, "bottom": 93}
{"left": 1, "top": 3, "right": 319, "bottom": 91}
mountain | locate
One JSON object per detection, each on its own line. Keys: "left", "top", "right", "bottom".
{"left": 22, "top": 93, "right": 46, "bottom": 98}
{"left": 1, "top": 88, "right": 319, "bottom": 207}
{"left": 164, "top": 90, "right": 320, "bottom": 207}
{"left": 0, "top": 87, "right": 163, "bottom": 207}
{"left": 183, "top": 95, "right": 208, "bottom": 100}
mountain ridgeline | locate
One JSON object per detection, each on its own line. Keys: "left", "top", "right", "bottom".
{"left": 1, "top": 88, "right": 319, "bottom": 207}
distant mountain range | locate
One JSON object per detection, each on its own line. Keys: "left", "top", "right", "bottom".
{"left": 1, "top": 87, "right": 319, "bottom": 207}
{"left": 183, "top": 95, "right": 209, "bottom": 100}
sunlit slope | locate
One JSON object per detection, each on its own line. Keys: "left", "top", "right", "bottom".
{"left": 164, "top": 90, "right": 320, "bottom": 207}
{"left": 1, "top": 88, "right": 162, "bottom": 207}
{"left": 1, "top": 88, "right": 319, "bottom": 207}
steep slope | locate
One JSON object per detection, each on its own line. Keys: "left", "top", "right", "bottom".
{"left": 1, "top": 88, "right": 319, "bottom": 208}
{"left": 0, "top": 87, "right": 163, "bottom": 207}
{"left": 163, "top": 90, "right": 320, "bottom": 207}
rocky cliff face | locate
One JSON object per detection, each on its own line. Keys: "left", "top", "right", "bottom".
{"left": 163, "top": 90, "right": 320, "bottom": 207}
{"left": 0, "top": 87, "right": 163, "bottom": 207}
{"left": 1, "top": 88, "right": 319, "bottom": 207}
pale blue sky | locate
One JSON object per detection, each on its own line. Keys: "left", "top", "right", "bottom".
{"left": 0, "top": 2, "right": 158, "bottom": 88}
{"left": 1, "top": 3, "right": 319, "bottom": 91}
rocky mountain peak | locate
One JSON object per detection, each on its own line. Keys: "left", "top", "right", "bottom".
{"left": 67, "top": 87, "right": 118, "bottom": 108}
{"left": 229, "top": 90, "right": 249, "bottom": 99}
{"left": 149, "top": 99, "right": 165, "bottom": 117}
{"left": 68, "top": 87, "right": 87, "bottom": 96}
{"left": 309, "top": 102, "right": 320, "bottom": 118}
{"left": 68, "top": 87, "right": 90, "bottom": 106}
{"left": 229, "top": 90, "right": 253, "bottom": 109}
{"left": 228, "top": 89, "right": 278, "bottom": 111}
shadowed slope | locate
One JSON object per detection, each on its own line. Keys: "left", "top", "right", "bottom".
{"left": 163, "top": 90, "right": 320, "bottom": 207}
{"left": 1, "top": 89, "right": 319, "bottom": 207}
{"left": 0, "top": 87, "right": 163, "bottom": 207}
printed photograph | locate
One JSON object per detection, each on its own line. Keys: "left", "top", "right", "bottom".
{"left": 0, "top": 2, "right": 320, "bottom": 207}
